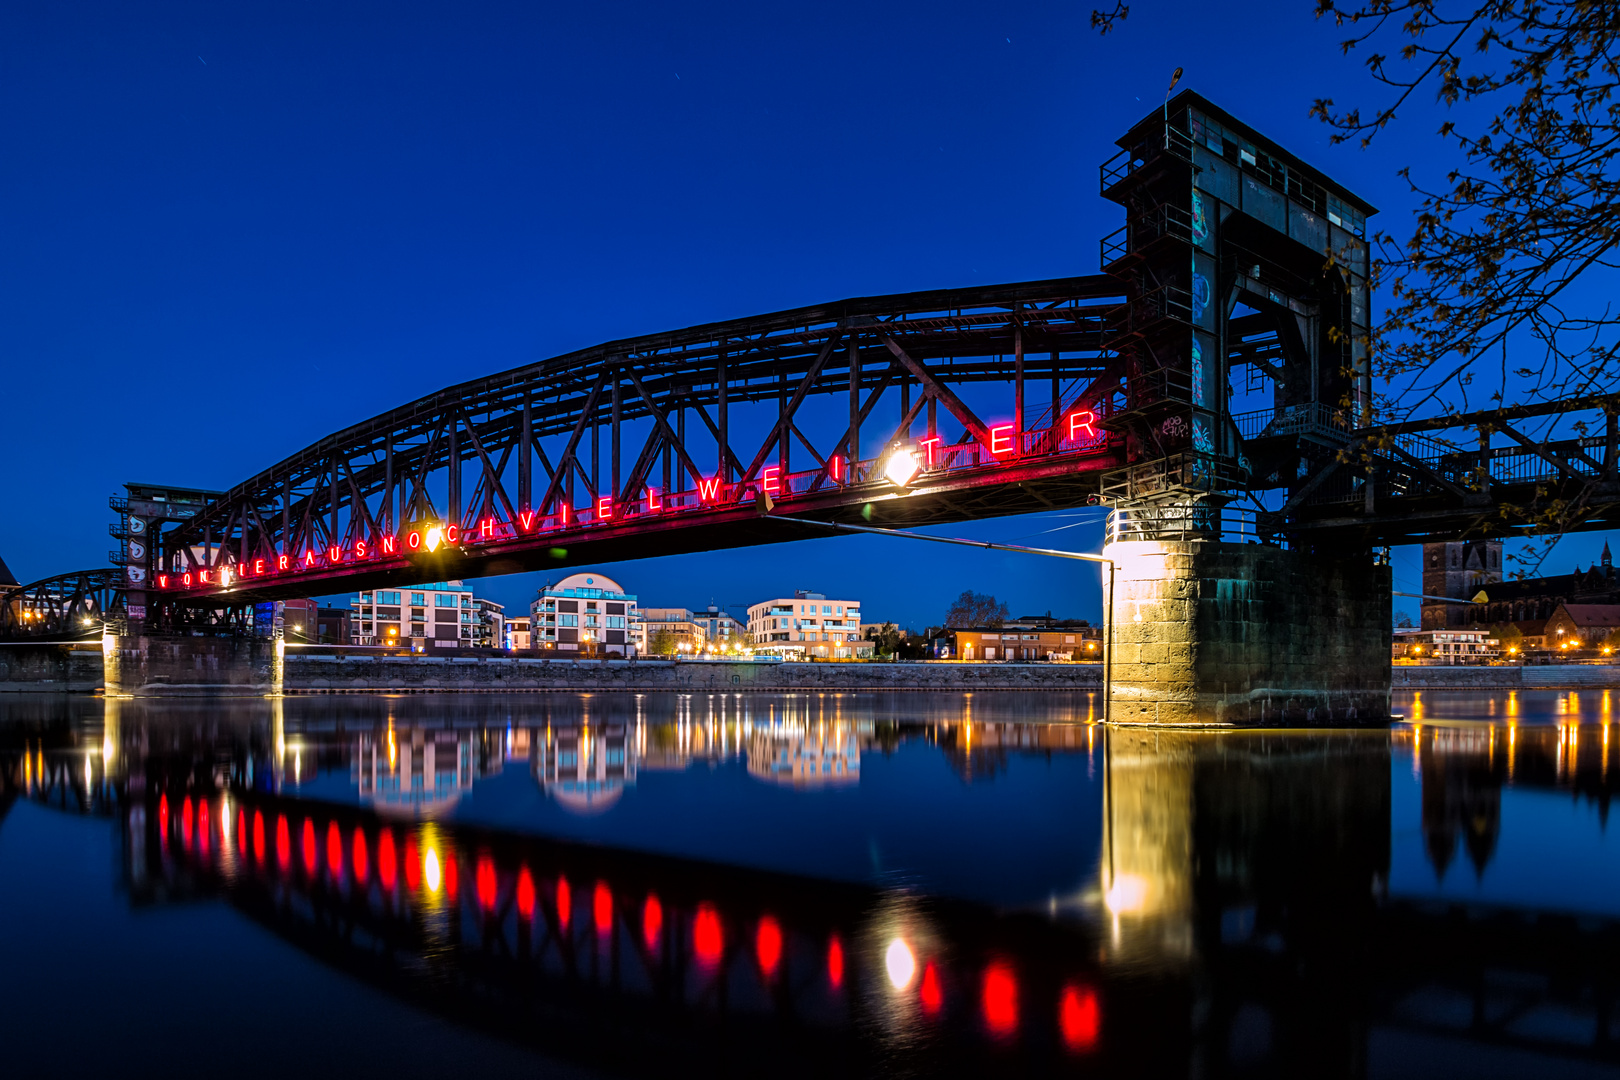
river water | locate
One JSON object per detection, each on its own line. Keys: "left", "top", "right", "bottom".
{"left": 1, "top": 689, "right": 1616, "bottom": 1077}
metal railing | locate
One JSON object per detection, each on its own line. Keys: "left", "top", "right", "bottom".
{"left": 1106, "top": 504, "right": 1283, "bottom": 546}
{"left": 1099, "top": 124, "right": 1195, "bottom": 193}
{"left": 1232, "top": 403, "right": 1354, "bottom": 442}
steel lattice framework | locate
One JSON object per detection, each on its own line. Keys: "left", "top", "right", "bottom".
{"left": 0, "top": 569, "right": 123, "bottom": 640}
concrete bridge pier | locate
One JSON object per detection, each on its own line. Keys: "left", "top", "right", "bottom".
{"left": 103, "top": 633, "right": 283, "bottom": 697}
{"left": 1105, "top": 539, "right": 1391, "bottom": 726}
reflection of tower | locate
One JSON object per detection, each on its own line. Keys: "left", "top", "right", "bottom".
{"left": 1100, "top": 728, "right": 1391, "bottom": 1075}
{"left": 746, "top": 724, "right": 861, "bottom": 788}
{"left": 1418, "top": 727, "right": 1503, "bottom": 881}
{"left": 354, "top": 724, "right": 482, "bottom": 816}
{"left": 533, "top": 722, "right": 634, "bottom": 814}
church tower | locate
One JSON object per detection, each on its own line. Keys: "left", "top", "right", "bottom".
{"left": 1420, "top": 540, "right": 1504, "bottom": 629}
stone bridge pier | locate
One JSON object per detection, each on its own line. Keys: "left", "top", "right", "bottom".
{"left": 103, "top": 633, "right": 283, "bottom": 697}
{"left": 1105, "top": 539, "right": 1392, "bottom": 726}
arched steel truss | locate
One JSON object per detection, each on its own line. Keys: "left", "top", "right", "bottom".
{"left": 152, "top": 276, "right": 1127, "bottom": 605}
{"left": 0, "top": 569, "right": 124, "bottom": 640}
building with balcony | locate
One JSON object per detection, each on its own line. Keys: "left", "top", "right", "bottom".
{"left": 694, "top": 603, "right": 747, "bottom": 653}
{"left": 641, "top": 607, "right": 708, "bottom": 655}
{"left": 937, "top": 625, "right": 1101, "bottom": 661}
{"left": 530, "top": 571, "right": 637, "bottom": 656}
{"left": 1392, "top": 628, "right": 1498, "bottom": 664}
{"left": 505, "top": 615, "right": 531, "bottom": 651}
{"left": 747, "top": 591, "right": 870, "bottom": 659}
{"left": 348, "top": 581, "right": 478, "bottom": 649}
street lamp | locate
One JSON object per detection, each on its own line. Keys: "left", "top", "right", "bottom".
{"left": 883, "top": 447, "right": 921, "bottom": 488}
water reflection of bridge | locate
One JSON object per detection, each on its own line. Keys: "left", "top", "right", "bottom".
{"left": 5, "top": 695, "right": 1620, "bottom": 1075}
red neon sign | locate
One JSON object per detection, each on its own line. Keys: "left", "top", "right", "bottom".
{"left": 597, "top": 496, "right": 613, "bottom": 521}
{"left": 354, "top": 540, "right": 366, "bottom": 558}
{"left": 198, "top": 569, "right": 210, "bottom": 584}
{"left": 762, "top": 466, "right": 780, "bottom": 496}
{"left": 829, "top": 456, "right": 843, "bottom": 483}
{"left": 382, "top": 535, "right": 396, "bottom": 555}
{"left": 696, "top": 476, "right": 722, "bottom": 503}
{"left": 918, "top": 435, "right": 941, "bottom": 466}
{"left": 253, "top": 559, "right": 265, "bottom": 575}
{"left": 158, "top": 575, "right": 168, "bottom": 588}
{"left": 445, "top": 524, "right": 459, "bottom": 544}
{"left": 407, "top": 531, "right": 421, "bottom": 550}
{"left": 479, "top": 517, "right": 496, "bottom": 539}
{"left": 519, "top": 510, "right": 537, "bottom": 531}
{"left": 303, "top": 549, "right": 316, "bottom": 567}
{"left": 327, "top": 545, "right": 341, "bottom": 563}
{"left": 278, "top": 554, "right": 290, "bottom": 571}
{"left": 647, "top": 488, "right": 662, "bottom": 512}
{"left": 1067, "top": 409, "right": 1098, "bottom": 440}
{"left": 988, "top": 424, "right": 1015, "bottom": 455}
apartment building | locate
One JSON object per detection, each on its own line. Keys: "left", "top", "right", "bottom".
{"left": 694, "top": 603, "right": 747, "bottom": 652}
{"left": 530, "top": 571, "right": 637, "bottom": 656}
{"left": 349, "top": 581, "right": 478, "bottom": 648}
{"left": 747, "top": 590, "right": 870, "bottom": 659}
{"left": 506, "top": 616, "right": 531, "bottom": 651}
{"left": 641, "top": 607, "right": 708, "bottom": 655}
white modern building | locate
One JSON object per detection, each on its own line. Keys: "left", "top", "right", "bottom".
{"left": 530, "top": 571, "right": 638, "bottom": 656}
{"left": 350, "top": 581, "right": 479, "bottom": 649}
{"left": 747, "top": 590, "right": 870, "bottom": 659}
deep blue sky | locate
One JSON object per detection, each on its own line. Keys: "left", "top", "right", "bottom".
{"left": 3, "top": 0, "right": 1611, "bottom": 628}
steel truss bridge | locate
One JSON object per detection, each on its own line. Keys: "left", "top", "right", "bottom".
{"left": 3, "top": 91, "right": 1616, "bottom": 634}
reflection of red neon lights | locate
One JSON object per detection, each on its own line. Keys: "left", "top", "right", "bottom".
{"left": 696, "top": 477, "right": 721, "bottom": 503}
{"left": 352, "top": 829, "right": 368, "bottom": 885}
{"left": 827, "top": 935, "right": 845, "bottom": 989}
{"left": 1059, "top": 984, "right": 1100, "bottom": 1051}
{"left": 477, "top": 855, "right": 497, "bottom": 910}
{"left": 253, "top": 810, "right": 265, "bottom": 862}
{"left": 326, "top": 821, "right": 342, "bottom": 877}
{"left": 237, "top": 809, "right": 247, "bottom": 856}
{"left": 159, "top": 794, "right": 169, "bottom": 846}
{"left": 982, "top": 962, "right": 1019, "bottom": 1036}
{"left": 557, "top": 876, "right": 572, "bottom": 927}
{"left": 302, "top": 819, "right": 317, "bottom": 875}
{"left": 197, "top": 800, "right": 209, "bottom": 855}
{"left": 989, "top": 424, "right": 1015, "bottom": 455}
{"left": 920, "top": 961, "right": 943, "bottom": 1016}
{"left": 694, "top": 904, "right": 723, "bottom": 966}
{"left": 182, "top": 797, "right": 194, "bottom": 847}
{"left": 443, "top": 850, "right": 458, "bottom": 899}
{"left": 516, "top": 867, "right": 535, "bottom": 919}
{"left": 762, "top": 467, "right": 780, "bottom": 496}
{"left": 593, "top": 881, "right": 613, "bottom": 934}
{"left": 596, "top": 497, "right": 612, "bottom": 522}
{"left": 404, "top": 836, "right": 420, "bottom": 890}
{"left": 918, "top": 435, "right": 941, "bottom": 466}
{"left": 643, "top": 894, "right": 663, "bottom": 952}
{"left": 276, "top": 815, "right": 290, "bottom": 870}
{"left": 378, "top": 830, "right": 397, "bottom": 889}
{"left": 1067, "top": 410, "right": 1098, "bottom": 441}
{"left": 756, "top": 916, "right": 782, "bottom": 978}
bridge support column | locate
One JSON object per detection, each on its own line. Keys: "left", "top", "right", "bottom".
{"left": 1105, "top": 540, "right": 1391, "bottom": 726}
{"left": 102, "top": 634, "right": 283, "bottom": 697}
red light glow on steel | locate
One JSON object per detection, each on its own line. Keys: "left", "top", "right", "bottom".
{"left": 516, "top": 867, "right": 536, "bottom": 919}
{"left": 920, "top": 962, "right": 943, "bottom": 1016}
{"left": 276, "top": 814, "right": 290, "bottom": 870}
{"left": 694, "top": 904, "right": 723, "bottom": 966}
{"left": 407, "top": 531, "right": 421, "bottom": 550}
{"left": 326, "top": 821, "right": 343, "bottom": 877}
{"left": 982, "top": 962, "right": 1019, "bottom": 1037}
{"left": 404, "top": 836, "right": 420, "bottom": 890}
{"left": 1067, "top": 410, "right": 1098, "bottom": 441}
{"left": 647, "top": 488, "right": 662, "bottom": 512}
{"left": 557, "top": 876, "right": 572, "bottom": 927}
{"left": 253, "top": 810, "right": 265, "bottom": 862}
{"left": 696, "top": 476, "right": 722, "bottom": 503}
{"left": 989, "top": 424, "right": 1015, "bottom": 455}
{"left": 756, "top": 916, "right": 783, "bottom": 978}
{"left": 519, "top": 510, "right": 537, "bottom": 531}
{"left": 596, "top": 497, "right": 612, "bottom": 522}
{"left": 918, "top": 435, "right": 941, "bottom": 466}
{"left": 278, "top": 554, "right": 290, "bottom": 571}
{"left": 827, "top": 935, "right": 845, "bottom": 989}
{"left": 1059, "top": 984, "right": 1100, "bottom": 1052}
{"left": 593, "top": 881, "right": 613, "bottom": 934}
{"left": 352, "top": 828, "right": 368, "bottom": 885}
{"left": 762, "top": 467, "right": 780, "bottom": 496}
{"left": 378, "top": 830, "right": 397, "bottom": 889}
{"left": 643, "top": 894, "right": 663, "bottom": 952}
{"left": 476, "top": 855, "right": 497, "bottom": 910}
{"left": 301, "top": 819, "right": 317, "bottom": 874}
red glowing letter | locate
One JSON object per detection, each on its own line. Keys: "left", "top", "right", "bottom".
{"left": 989, "top": 424, "right": 1015, "bottom": 455}
{"left": 378, "top": 830, "right": 397, "bottom": 889}
{"left": 199, "top": 569, "right": 210, "bottom": 584}
{"left": 158, "top": 574, "right": 169, "bottom": 588}
{"left": 302, "top": 819, "right": 317, "bottom": 874}
{"left": 479, "top": 517, "right": 495, "bottom": 539}
{"left": 407, "top": 531, "right": 420, "bottom": 550}
{"left": 354, "top": 539, "right": 366, "bottom": 558}
{"left": 558, "top": 503, "right": 569, "bottom": 525}
{"left": 1067, "top": 410, "right": 1097, "bottom": 441}
{"left": 381, "top": 535, "right": 396, "bottom": 554}
{"left": 477, "top": 856, "right": 497, "bottom": 910}
{"left": 327, "top": 545, "right": 341, "bottom": 563}
{"left": 278, "top": 554, "right": 290, "bottom": 571}
{"left": 829, "top": 456, "right": 843, "bottom": 483}
{"left": 519, "top": 510, "right": 537, "bottom": 531}
{"left": 326, "top": 821, "right": 342, "bottom": 875}
{"left": 918, "top": 435, "right": 941, "bottom": 466}
{"left": 557, "top": 876, "right": 572, "bottom": 927}
{"left": 647, "top": 488, "right": 662, "bottom": 512}
{"left": 352, "top": 828, "right": 368, "bottom": 885}
{"left": 253, "top": 559, "right": 265, "bottom": 575}
{"left": 762, "top": 467, "right": 780, "bottom": 496}
{"left": 696, "top": 477, "right": 721, "bottom": 503}
{"left": 445, "top": 524, "right": 459, "bottom": 543}
{"left": 303, "top": 549, "right": 316, "bottom": 567}
{"left": 597, "top": 496, "right": 612, "bottom": 521}
{"left": 182, "top": 572, "right": 192, "bottom": 586}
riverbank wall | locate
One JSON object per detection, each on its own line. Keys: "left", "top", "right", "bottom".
{"left": 0, "top": 645, "right": 103, "bottom": 693}
{"left": 1392, "top": 664, "right": 1620, "bottom": 690}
